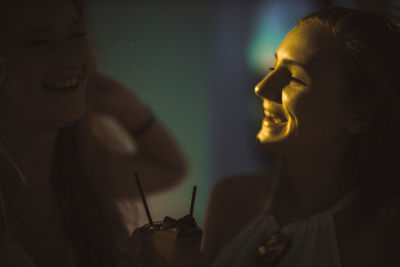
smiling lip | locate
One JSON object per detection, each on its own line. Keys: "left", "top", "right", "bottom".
{"left": 43, "top": 75, "right": 81, "bottom": 91}
{"left": 263, "top": 117, "right": 287, "bottom": 128}
{"left": 263, "top": 109, "right": 287, "bottom": 125}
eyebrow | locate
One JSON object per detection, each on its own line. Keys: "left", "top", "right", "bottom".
{"left": 23, "top": 19, "right": 85, "bottom": 36}
{"left": 274, "top": 53, "right": 306, "bottom": 68}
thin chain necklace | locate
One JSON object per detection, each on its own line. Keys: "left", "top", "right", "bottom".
{"left": 3, "top": 182, "right": 58, "bottom": 238}
{"left": 4, "top": 185, "right": 73, "bottom": 267}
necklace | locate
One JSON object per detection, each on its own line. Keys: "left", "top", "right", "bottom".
{"left": 254, "top": 231, "right": 290, "bottom": 265}
{"left": 3, "top": 183, "right": 58, "bottom": 237}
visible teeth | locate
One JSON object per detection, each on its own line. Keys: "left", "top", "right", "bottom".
{"left": 266, "top": 115, "right": 281, "bottom": 124}
{"left": 272, "top": 116, "right": 282, "bottom": 124}
{"left": 265, "top": 111, "right": 285, "bottom": 124}
{"left": 45, "top": 77, "right": 79, "bottom": 89}
{"left": 54, "top": 78, "right": 78, "bottom": 88}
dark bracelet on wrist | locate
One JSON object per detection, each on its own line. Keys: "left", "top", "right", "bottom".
{"left": 131, "top": 107, "right": 156, "bottom": 136}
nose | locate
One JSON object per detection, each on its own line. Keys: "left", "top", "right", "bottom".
{"left": 254, "top": 70, "right": 284, "bottom": 104}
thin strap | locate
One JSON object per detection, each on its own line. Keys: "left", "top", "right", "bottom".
{"left": 0, "top": 187, "right": 9, "bottom": 232}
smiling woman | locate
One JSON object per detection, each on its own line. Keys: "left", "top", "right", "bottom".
{"left": 0, "top": 0, "right": 90, "bottom": 128}
{"left": 202, "top": 6, "right": 400, "bottom": 267}
{"left": 0, "top": 0, "right": 187, "bottom": 266}
{"left": 255, "top": 22, "right": 352, "bottom": 156}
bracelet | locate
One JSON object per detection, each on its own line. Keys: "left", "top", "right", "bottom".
{"left": 131, "top": 107, "right": 156, "bottom": 136}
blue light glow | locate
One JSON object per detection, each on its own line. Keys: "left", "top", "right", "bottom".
{"left": 247, "top": 0, "right": 316, "bottom": 76}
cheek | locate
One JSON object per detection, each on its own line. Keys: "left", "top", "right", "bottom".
{"left": 284, "top": 87, "right": 345, "bottom": 143}
{"left": 3, "top": 50, "right": 50, "bottom": 103}
{"left": 2, "top": 48, "right": 88, "bottom": 125}
{"left": 282, "top": 87, "right": 313, "bottom": 127}
{"left": 9, "top": 47, "right": 51, "bottom": 83}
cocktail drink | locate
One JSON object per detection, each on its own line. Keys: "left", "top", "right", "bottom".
{"left": 128, "top": 174, "right": 202, "bottom": 265}
{"left": 131, "top": 215, "right": 202, "bottom": 264}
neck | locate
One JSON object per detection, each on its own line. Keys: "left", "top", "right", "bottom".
{"left": 272, "top": 143, "right": 357, "bottom": 225}
{"left": 0, "top": 119, "right": 58, "bottom": 194}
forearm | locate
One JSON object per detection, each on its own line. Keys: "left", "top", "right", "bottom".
{"left": 88, "top": 72, "right": 188, "bottom": 197}
{"left": 104, "top": 122, "right": 187, "bottom": 198}
{"left": 128, "top": 113, "right": 188, "bottom": 181}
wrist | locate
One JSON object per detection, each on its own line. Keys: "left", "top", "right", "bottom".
{"left": 130, "top": 107, "right": 156, "bottom": 136}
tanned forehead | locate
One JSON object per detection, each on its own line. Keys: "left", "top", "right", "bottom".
{"left": 275, "top": 23, "right": 337, "bottom": 67}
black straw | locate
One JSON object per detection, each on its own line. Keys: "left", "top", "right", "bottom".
{"left": 134, "top": 173, "right": 153, "bottom": 225}
{"left": 189, "top": 186, "right": 197, "bottom": 216}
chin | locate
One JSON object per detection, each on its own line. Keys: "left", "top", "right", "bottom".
{"left": 257, "top": 134, "right": 287, "bottom": 153}
{"left": 56, "top": 109, "right": 87, "bottom": 127}
{"left": 256, "top": 119, "right": 295, "bottom": 153}
{"left": 45, "top": 87, "right": 89, "bottom": 128}
{"left": 43, "top": 101, "right": 88, "bottom": 129}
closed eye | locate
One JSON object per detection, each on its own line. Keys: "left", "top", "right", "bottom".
{"left": 269, "top": 66, "right": 307, "bottom": 86}
{"left": 28, "top": 40, "right": 50, "bottom": 46}
{"left": 290, "top": 75, "right": 307, "bottom": 86}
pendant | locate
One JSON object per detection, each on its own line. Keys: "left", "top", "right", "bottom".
{"left": 254, "top": 231, "right": 290, "bottom": 265}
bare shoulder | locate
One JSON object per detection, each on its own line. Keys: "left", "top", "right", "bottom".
{"left": 201, "top": 173, "right": 275, "bottom": 262}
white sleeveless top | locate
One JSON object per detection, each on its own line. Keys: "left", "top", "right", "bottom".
{"left": 0, "top": 188, "right": 80, "bottom": 267}
{"left": 211, "top": 191, "right": 356, "bottom": 267}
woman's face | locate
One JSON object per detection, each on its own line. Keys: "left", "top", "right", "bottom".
{"left": 256, "top": 22, "right": 354, "bottom": 154}
{"left": 0, "top": 0, "right": 90, "bottom": 129}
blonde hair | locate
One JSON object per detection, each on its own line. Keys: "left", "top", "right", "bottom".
{"left": 0, "top": 0, "right": 95, "bottom": 187}
{"left": 0, "top": 50, "right": 27, "bottom": 185}
{"left": 0, "top": 0, "right": 119, "bottom": 265}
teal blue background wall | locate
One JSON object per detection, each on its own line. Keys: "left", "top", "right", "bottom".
{"left": 88, "top": 3, "right": 213, "bottom": 226}
{"left": 87, "top": 0, "right": 398, "bottom": 227}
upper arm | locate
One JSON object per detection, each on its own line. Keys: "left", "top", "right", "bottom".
{"left": 87, "top": 72, "right": 188, "bottom": 180}
{"left": 88, "top": 72, "right": 147, "bottom": 123}
{"left": 201, "top": 174, "right": 272, "bottom": 262}
{"left": 78, "top": 112, "right": 187, "bottom": 200}
{"left": 89, "top": 112, "right": 138, "bottom": 155}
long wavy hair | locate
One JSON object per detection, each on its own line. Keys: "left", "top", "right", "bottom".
{"left": 0, "top": 0, "right": 121, "bottom": 265}
{"left": 298, "top": 6, "right": 400, "bottom": 207}
{"left": 50, "top": 0, "right": 122, "bottom": 266}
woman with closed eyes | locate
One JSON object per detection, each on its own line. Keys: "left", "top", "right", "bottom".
{"left": 0, "top": 0, "right": 187, "bottom": 266}
{"left": 202, "top": 6, "right": 400, "bottom": 267}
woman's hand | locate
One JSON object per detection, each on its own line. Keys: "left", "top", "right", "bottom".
{"left": 125, "top": 228, "right": 169, "bottom": 267}
{"left": 124, "top": 225, "right": 203, "bottom": 267}
{"left": 75, "top": 72, "right": 189, "bottom": 247}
